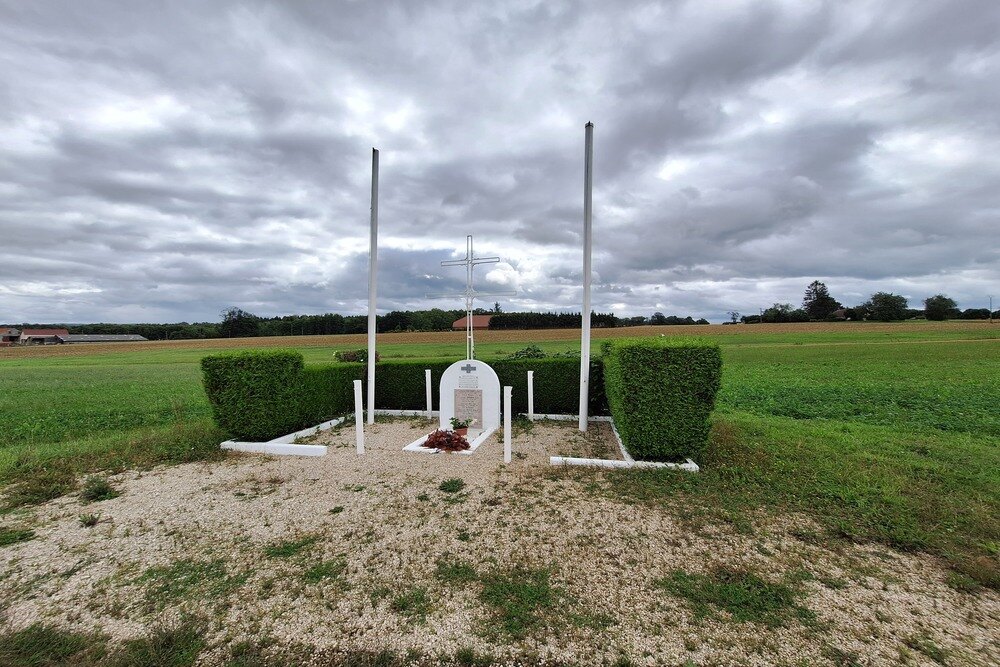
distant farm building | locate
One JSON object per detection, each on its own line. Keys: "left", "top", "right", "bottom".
{"left": 1, "top": 328, "right": 20, "bottom": 346}
{"left": 57, "top": 334, "right": 148, "bottom": 344}
{"left": 19, "top": 328, "right": 69, "bottom": 345}
{"left": 452, "top": 315, "right": 492, "bottom": 331}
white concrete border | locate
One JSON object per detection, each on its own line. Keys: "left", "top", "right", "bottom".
{"left": 220, "top": 410, "right": 699, "bottom": 472}
{"left": 219, "top": 416, "right": 349, "bottom": 457}
{"left": 375, "top": 409, "right": 439, "bottom": 418}
{"left": 222, "top": 441, "right": 328, "bottom": 457}
{"left": 538, "top": 413, "right": 699, "bottom": 472}
{"left": 549, "top": 456, "right": 699, "bottom": 471}
{"left": 403, "top": 426, "right": 497, "bottom": 455}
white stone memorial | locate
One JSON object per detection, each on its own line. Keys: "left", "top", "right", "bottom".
{"left": 403, "top": 235, "right": 512, "bottom": 455}
{"left": 439, "top": 359, "right": 501, "bottom": 436}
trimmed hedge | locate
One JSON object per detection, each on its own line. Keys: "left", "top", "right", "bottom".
{"left": 602, "top": 337, "right": 722, "bottom": 462}
{"left": 202, "top": 352, "right": 608, "bottom": 441}
{"left": 201, "top": 349, "right": 307, "bottom": 442}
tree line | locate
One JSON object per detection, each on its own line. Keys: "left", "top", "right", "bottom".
{"left": 736, "top": 281, "right": 998, "bottom": 323}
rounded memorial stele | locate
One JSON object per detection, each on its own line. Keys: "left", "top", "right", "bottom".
{"left": 438, "top": 359, "right": 501, "bottom": 435}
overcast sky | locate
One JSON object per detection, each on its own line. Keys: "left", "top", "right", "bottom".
{"left": 1, "top": 1, "right": 998, "bottom": 324}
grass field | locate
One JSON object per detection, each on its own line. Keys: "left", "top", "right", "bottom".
{"left": 1, "top": 321, "right": 998, "bottom": 588}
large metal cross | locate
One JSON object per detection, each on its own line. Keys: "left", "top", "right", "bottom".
{"left": 428, "top": 235, "right": 515, "bottom": 360}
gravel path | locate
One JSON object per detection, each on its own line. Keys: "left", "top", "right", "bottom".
{"left": 1, "top": 418, "right": 997, "bottom": 666}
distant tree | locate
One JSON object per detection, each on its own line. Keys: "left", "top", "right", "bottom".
{"left": 740, "top": 314, "right": 762, "bottom": 324}
{"left": 761, "top": 303, "right": 809, "bottom": 323}
{"left": 761, "top": 303, "right": 791, "bottom": 323}
{"left": 727, "top": 311, "right": 740, "bottom": 324}
{"left": 219, "top": 307, "right": 260, "bottom": 338}
{"left": 650, "top": 312, "right": 667, "bottom": 325}
{"left": 493, "top": 301, "right": 502, "bottom": 315}
{"left": 958, "top": 308, "right": 990, "bottom": 320}
{"left": 863, "top": 292, "right": 908, "bottom": 322}
{"left": 802, "top": 281, "right": 842, "bottom": 320}
{"left": 923, "top": 294, "right": 959, "bottom": 321}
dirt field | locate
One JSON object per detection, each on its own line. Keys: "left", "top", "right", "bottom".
{"left": 1, "top": 320, "right": 994, "bottom": 360}
{"left": 2, "top": 418, "right": 997, "bottom": 666}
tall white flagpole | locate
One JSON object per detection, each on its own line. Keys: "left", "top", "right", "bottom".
{"left": 367, "top": 148, "right": 379, "bottom": 425}
{"left": 579, "top": 122, "right": 594, "bottom": 432}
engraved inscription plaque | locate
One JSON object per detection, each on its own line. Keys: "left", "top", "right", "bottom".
{"left": 454, "top": 388, "right": 483, "bottom": 429}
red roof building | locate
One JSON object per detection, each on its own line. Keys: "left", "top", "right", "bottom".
{"left": 19, "top": 328, "right": 69, "bottom": 345}
{"left": 451, "top": 315, "right": 492, "bottom": 331}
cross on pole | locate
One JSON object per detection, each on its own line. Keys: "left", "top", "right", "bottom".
{"left": 428, "top": 235, "right": 515, "bottom": 359}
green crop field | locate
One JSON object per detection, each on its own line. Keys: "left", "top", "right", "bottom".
{"left": 1, "top": 321, "right": 998, "bottom": 586}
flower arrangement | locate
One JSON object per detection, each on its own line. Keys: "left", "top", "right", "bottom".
{"left": 422, "top": 429, "right": 470, "bottom": 452}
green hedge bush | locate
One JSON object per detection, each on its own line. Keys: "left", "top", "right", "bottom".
{"left": 202, "top": 352, "right": 607, "bottom": 441}
{"left": 201, "top": 349, "right": 307, "bottom": 442}
{"left": 602, "top": 337, "right": 722, "bottom": 462}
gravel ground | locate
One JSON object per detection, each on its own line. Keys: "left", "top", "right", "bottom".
{"left": 1, "top": 417, "right": 997, "bottom": 666}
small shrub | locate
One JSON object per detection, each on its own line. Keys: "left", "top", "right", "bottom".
{"left": 424, "top": 430, "right": 470, "bottom": 452}
{"left": 602, "top": 337, "right": 722, "bottom": 461}
{"left": 80, "top": 476, "right": 119, "bottom": 502}
{"left": 438, "top": 478, "right": 465, "bottom": 493}
{"left": 505, "top": 345, "right": 546, "bottom": 360}
{"left": 334, "top": 349, "right": 380, "bottom": 363}
{"left": 0, "top": 526, "right": 36, "bottom": 547}
{"left": 79, "top": 513, "right": 101, "bottom": 528}
{"left": 330, "top": 506, "right": 345, "bottom": 514}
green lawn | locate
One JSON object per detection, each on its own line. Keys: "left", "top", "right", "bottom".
{"left": 1, "top": 324, "right": 998, "bottom": 586}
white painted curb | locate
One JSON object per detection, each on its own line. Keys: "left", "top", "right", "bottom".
{"left": 403, "top": 426, "right": 498, "bottom": 455}
{"left": 222, "top": 442, "right": 328, "bottom": 457}
{"left": 549, "top": 456, "right": 699, "bottom": 471}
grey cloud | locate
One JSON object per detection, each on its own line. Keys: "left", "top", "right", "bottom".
{"left": 1, "top": 0, "right": 998, "bottom": 325}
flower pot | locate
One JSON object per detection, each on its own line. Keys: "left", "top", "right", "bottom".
{"left": 455, "top": 427, "right": 468, "bottom": 436}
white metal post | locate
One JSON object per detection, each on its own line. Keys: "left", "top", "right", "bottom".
{"left": 425, "top": 369, "right": 433, "bottom": 418}
{"left": 367, "top": 148, "right": 379, "bottom": 425}
{"left": 503, "top": 386, "right": 512, "bottom": 464}
{"left": 353, "top": 380, "right": 365, "bottom": 454}
{"left": 527, "top": 370, "right": 535, "bottom": 421}
{"left": 579, "top": 122, "right": 594, "bottom": 432}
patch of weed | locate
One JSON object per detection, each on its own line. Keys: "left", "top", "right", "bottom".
{"left": 435, "top": 559, "right": 477, "bottom": 585}
{"left": 79, "top": 513, "right": 100, "bottom": 528}
{"left": 264, "top": 535, "right": 319, "bottom": 559}
{"left": 2, "top": 465, "right": 77, "bottom": 509}
{"left": 656, "top": 567, "right": 812, "bottom": 627}
{"left": 454, "top": 646, "right": 497, "bottom": 666}
{"left": 903, "top": 634, "right": 948, "bottom": 665}
{"left": 108, "top": 621, "right": 204, "bottom": 667}
{"left": 439, "top": 478, "right": 465, "bottom": 494}
{"left": 329, "top": 506, "right": 344, "bottom": 514}
{"left": 0, "top": 622, "right": 104, "bottom": 665}
{"left": 80, "top": 476, "right": 119, "bottom": 502}
{"left": 945, "top": 570, "right": 981, "bottom": 593}
{"left": 137, "top": 559, "right": 247, "bottom": 608}
{"left": 479, "top": 567, "right": 557, "bottom": 638}
{"left": 303, "top": 558, "right": 347, "bottom": 585}
{"left": 457, "top": 529, "right": 471, "bottom": 542}
{"left": 390, "top": 587, "right": 432, "bottom": 622}
{"left": 0, "top": 526, "right": 36, "bottom": 547}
